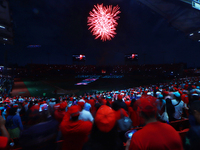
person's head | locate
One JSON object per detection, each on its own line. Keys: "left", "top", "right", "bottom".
{"left": 95, "top": 105, "right": 116, "bottom": 133}
{"left": 130, "top": 98, "right": 136, "bottom": 107}
{"left": 9, "top": 107, "right": 18, "bottom": 116}
{"left": 191, "top": 93, "right": 199, "bottom": 101}
{"left": 77, "top": 99, "right": 85, "bottom": 111}
{"left": 59, "top": 102, "right": 67, "bottom": 111}
{"left": 166, "top": 98, "right": 172, "bottom": 105}
{"left": 94, "top": 103, "right": 102, "bottom": 111}
{"left": 190, "top": 100, "right": 200, "bottom": 125}
{"left": 117, "top": 94, "right": 123, "bottom": 101}
{"left": 28, "top": 106, "right": 48, "bottom": 125}
{"left": 88, "top": 105, "right": 121, "bottom": 150}
{"left": 68, "top": 105, "right": 80, "bottom": 121}
{"left": 84, "top": 102, "right": 91, "bottom": 111}
{"left": 37, "top": 110, "right": 49, "bottom": 123}
{"left": 112, "top": 101, "right": 120, "bottom": 111}
{"left": 29, "top": 101, "right": 33, "bottom": 106}
{"left": 162, "top": 91, "right": 169, "bottom": 97}
{"left": 106, "top": 100, "right": 111, "bottom": 107}
{"left": 157, "top": 94, "right": 163, "bottom": 100}
{"left": 136, "top": 95, "right": 157, "bottom": 121}
{"left": 174, "top": 91, "right": 181, "bottom": 102}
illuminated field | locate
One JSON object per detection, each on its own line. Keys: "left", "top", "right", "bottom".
{"left": 9, "top": 75, "right": 169, "bottom": 97}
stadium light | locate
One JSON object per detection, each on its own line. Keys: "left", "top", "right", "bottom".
{"left": 0, "top": 25, "right": 5, "bottom": 29}
{"left": 192, "top": 0, "right": 200, "bottom": 10}
{"left": 189, "top": 33, "right": 194, "bottom": 36}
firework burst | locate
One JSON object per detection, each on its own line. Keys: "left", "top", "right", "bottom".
{"left": 87, "top": 4, "right": 121, "bottom": 41}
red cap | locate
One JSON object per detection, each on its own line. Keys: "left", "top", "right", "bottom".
{"left": 174, "top": 87, "right": 178, "bottom": 91}
{"left": 68, "top": 105, "right": 80, "bottom": 117}
{"left": 95, "top": 105, "right": 116, "bottom": 133}
{"left": 60, "top": 102, "right": 67, "bottom": 110}
{"left": 163, "top": 91, "right": 169, "bottom": 96}
{"left": 102, "top": 99, "right": 107, "bottom": 105}
{"left": 125, "top": 101, "right": 131, "bottom": 107}
{"left": 135, "top": 95, "right": 157, "bottom": 117}
{"left": 70, "top": 97, "right": 73, "bottom": 101}
{"left": 54, "top": 104, "right": 60, "bottom": 110}
{"left": 77, "top": 100, "right": 85, "bottom": 109}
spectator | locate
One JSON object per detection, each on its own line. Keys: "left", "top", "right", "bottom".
{"left": 82, "top": 105, "right": 123, "bottom": 150}
{"left": 172, "top": 92, "right": 188, "bottom": 121}
{"left": 188, "top": 93, "right": 200, "bottom": 127}
{"left": 87, "top": 98, "right": 96, "bottom": 117}
{"left": 84, "top": 102, "right": 92, "bottom": 112}
{"left": 181, "top": 90, "right": 189, "bottom": 106}
{"left": 92, "top": 103, "right": 102, "bottom": 117}
{"left": 54, "top": 102, "right": 67, "bottom": 123}
{"left": 0, "top": 116, "right": 10, "bottom": 149}
{"left": 6, "top": 107, "right": 23, "bottom": 139}
{"left": 2, "top": 108, "right": 7, "bottom": 120}
{"left": 112, "top": 102, "right": 129, "bottom": 121}
{"left": 128, "top": 98, "right": 143, "bottom": 127}
{"left": 166, "top": 98, "right": 176, "bottom": 122}
{"left": 126, "top": 95, "right": 183, "bottom": 150}
{"left": 112, "top": 94, "right": 128, "bottom": 112}
{"left": 156, "top": 94, "right": 166, "bottom": 118}
{"left": 185, "top": 100, "right": 200, "bottom": 150}
{"left": 181, "top": 90, "right": 189, "bottom": 117}
{"left": 19, "top": 109, "right": 59, "bottom": 150}
{"left": 60, "top": 105, "right": 92, "bottom": 150}
{"left": 112, "top": 99, "right": 129, "bottom": 143}
{"left": 78, "top": 100, "right": 94, "bottom": 122}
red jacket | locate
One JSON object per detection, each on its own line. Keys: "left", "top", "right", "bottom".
{"left": 60, "top": 119, "right": 92, "bottom": 150}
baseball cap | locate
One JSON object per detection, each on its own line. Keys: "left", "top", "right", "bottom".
{"left": 68, "top": 105, "right": 80, "bottom": 117}
{"left": 60, "top": 102, "right": 67, "bottom": 110}
{"left": 84, "top": 103, "right": 91, "bottom": 111}
{"left": 135, "top": 95, "right": 157, "bottom": 117}
{"left": 95, "top": 105, "right": 116, "bottom": 133}
{"left": 157, "top": 94, "right": 163, "bottom": 99}
{"left": 174, "top": 91, "right": 180, "bottom": 97}
{"left": 77, "top": 99, "right": 85, "bottom": 109}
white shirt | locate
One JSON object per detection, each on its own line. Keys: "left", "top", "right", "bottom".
{"left": 171, "top": 100, "right": 185, "bottom": 120}
{"left": 78, "top": 109, "right": 94, "bottom": 122}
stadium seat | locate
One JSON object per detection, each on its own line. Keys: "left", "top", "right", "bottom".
{"left": 178, "top": 128, "right": 189, "bottom": 142}
{"left": 169, "top": 118, "right": 189, "bottom": 131}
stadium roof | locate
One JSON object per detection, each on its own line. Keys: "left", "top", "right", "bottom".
{"left": 137, "top": 0, "right": 200, "bottom": 41}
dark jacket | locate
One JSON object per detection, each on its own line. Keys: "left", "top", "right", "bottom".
{"left": 19, "top": 118, "right": 59, "bottom": 150}
{"left": 82, "top": 124, "right": 124, "bottom": 150}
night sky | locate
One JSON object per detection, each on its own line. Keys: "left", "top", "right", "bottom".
{"left": 1, "top": 0, "right": 200, "bottom": 67}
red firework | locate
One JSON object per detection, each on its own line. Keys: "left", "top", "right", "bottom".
{"left": 87, "top": 4, "right": 121, "bottom": 41}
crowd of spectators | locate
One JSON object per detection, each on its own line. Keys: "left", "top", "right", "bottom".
{"left": 15, "top": 63, "right": 186, "bottom": 79}
{"left": 0, "top": 76, "right": 200, "bottom": 149}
